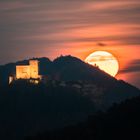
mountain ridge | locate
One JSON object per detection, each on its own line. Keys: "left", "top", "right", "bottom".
{"left": 0, "top": 55, "right": 139, "bottom": 89}
{"left": 0, "top": 55, "right": 115, "bottom": 84}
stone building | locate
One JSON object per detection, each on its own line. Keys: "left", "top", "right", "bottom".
{"left": 9, "top": 60, "right": 42, "bottom": 84}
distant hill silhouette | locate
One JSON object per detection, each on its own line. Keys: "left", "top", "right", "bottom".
{"left": 0, "top": 55, "right": 114, "bottom": 85}
{"left": 0, "top": 55, "right": 139, "bottom": 106}
{"left": 52, "top": 56, "right": 114, "bottom": 83}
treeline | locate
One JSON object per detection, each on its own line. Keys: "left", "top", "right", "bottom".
{"left": 27, "top": 95, "right": 140, "bottom": 140}
{"left": 0, "top": 80, "right": 95, "bottom": 140}
{"left": 0, "top": 80, "right": 139, "bottom": 140}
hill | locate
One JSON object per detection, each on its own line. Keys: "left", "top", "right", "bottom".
{"left": 0, "top": 56, "right": 140, "bottom": 139}
{"left": 52, "top": 55, "right": 115, "bottom": 84}
{"left": 0, "top": 55, "right": 114, "bottom": 85}
{"left": 0, "top": 55, "right": 139, "bottom": 109}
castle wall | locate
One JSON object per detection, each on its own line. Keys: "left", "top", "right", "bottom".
{"left": 9, "top": 60, "right": 42, "bottom": 84}
{"left": 16, "top": 66, "right": 30, "bottom": 79}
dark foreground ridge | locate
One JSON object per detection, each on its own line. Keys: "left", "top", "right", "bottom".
{"left": 27, "top": 95, "right": 140, "bottom": 140}
{"left": 0, "top": 81, "right": 95, "bottom": 140}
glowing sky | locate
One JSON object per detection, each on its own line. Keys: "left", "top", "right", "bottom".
{"left": 0, "top": 0, "right": 140, "bottom": 88}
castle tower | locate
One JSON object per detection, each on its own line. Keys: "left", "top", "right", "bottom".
{"left": 29, "top": 60, "right": 39, "bottom": 79}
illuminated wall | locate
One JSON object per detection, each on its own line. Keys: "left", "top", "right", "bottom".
{"left": 16, "top": 60, "right": 40, "bottom": 80}
{"left": 29, "top": 60, "right": 39, "bottom": 79}
{"left": 16, "top": 66, "right": 30, "bottom": 79}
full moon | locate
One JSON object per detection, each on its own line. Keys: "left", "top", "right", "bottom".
{"left": 85, "top": 51, "right": 119, "bottom": 77}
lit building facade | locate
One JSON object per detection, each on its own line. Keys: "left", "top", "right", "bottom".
{"left": 9, "top": 60, "right": 42, "bottom": 84}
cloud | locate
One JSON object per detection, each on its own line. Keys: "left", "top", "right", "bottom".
{"left": 97, "top": 43, "right": 107, "bottom": 47}
{"left": 0, "top": 0, "right": 140, "bottom": 64}
{"left": 119, "top": 59, "right": 140, "bottom": 74}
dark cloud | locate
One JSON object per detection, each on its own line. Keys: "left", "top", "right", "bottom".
{"left": 97, "top": 42, "right": 107, "bottom": 47}
{"left": 119, "top": 59, "right": 140, "bottom": 74}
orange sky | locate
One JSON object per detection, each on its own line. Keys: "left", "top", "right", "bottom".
{"left": 0, "top": 0, "right": 140, "bottom": 88}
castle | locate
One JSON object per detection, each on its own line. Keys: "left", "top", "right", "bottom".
{"left": 9, "top": 60, "right": 42, "bottom": 84}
